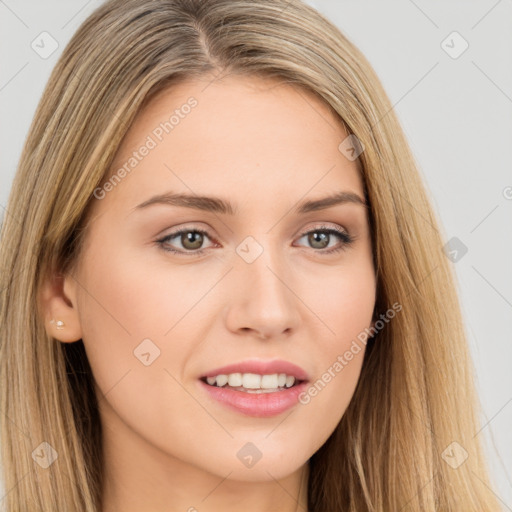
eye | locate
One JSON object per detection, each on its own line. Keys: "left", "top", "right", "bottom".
{"left": 294, "top": 225, "right": 354, "bottom": 254}
{"left": 156, "top": 227, "right": 216, "bottom": 256}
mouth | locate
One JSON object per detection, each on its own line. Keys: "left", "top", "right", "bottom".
{"left": 198, "top": 374, "right": 310, "bottom": 417}
{"left": 198, "top": 360, "right": 310, "bottom": 417}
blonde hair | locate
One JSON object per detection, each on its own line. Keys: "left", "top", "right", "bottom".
{"left": 0, "top": 0, "right": 501, "bottom": 510}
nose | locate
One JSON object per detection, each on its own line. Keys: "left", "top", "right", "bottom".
{"left": 223, "top": 244, "right": 301, "bottom": 341}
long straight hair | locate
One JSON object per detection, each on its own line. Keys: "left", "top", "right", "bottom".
{"left": 0, "top": 0, "right": 501, "bottom": 510}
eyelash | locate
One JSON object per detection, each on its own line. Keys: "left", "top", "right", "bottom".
{"left": 155, "top": 224, "right": 354, "bottom": 258}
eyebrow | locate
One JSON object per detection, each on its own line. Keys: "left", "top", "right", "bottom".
{"left": 132, "top": 190, "right": 368, "bottom": 216}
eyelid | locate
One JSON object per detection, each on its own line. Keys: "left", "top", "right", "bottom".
{"left": 297, "top": 222, "right": 348, "bottom": 237}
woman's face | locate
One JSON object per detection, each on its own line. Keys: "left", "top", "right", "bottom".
{"left": 50, "top": 75, "right": 376, "bottom": 486}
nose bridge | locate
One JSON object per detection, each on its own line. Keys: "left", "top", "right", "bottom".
{"left": 227, "top": 233, "right": 300, "bottom": 337}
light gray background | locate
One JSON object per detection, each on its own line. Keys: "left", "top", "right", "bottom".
{"left": 1, "top": 0, "right": 511, "bottom": 509}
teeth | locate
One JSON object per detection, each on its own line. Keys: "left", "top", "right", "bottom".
{"left": 242, "top": 373, "right": 261, "bottom": 389}
{"left": 214, "top": 374, "right": 228, "bottom": 387}
{"left": 228, "top": 373, "right": 242, "bottom": 387}
{"left": 261, "top": 374, "right": 279, "bottom": 389}
{"left": 204, "top": 372, "right": 299, "bottom": 390}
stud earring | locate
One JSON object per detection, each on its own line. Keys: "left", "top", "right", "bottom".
{"left": 50, "top": 318, "right": 65, "bottom": 330}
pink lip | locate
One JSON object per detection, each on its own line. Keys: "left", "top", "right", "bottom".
{"left": 200, "top": 359, "right": 310, "bottom": 381}
{"left": 198, "top": 380, "right": 309, "bottom": 417}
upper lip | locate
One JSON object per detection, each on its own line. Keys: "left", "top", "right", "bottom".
{"left": 201, "top": 359, "right": 309, "bottom": 382}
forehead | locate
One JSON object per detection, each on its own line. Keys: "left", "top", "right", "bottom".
{"left": 98, "top": 74, "right": 365, "bottom": 215}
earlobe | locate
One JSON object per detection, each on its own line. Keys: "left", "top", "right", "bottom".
{"left": 39, "top": 271, "right": 83, "bottom": 343}
{"left": 49, "top": 318, "right": 66, "bottom": 330}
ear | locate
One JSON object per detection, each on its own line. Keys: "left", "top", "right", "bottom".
{"left": 39, "top": 271, "right": 83, "bottom": 343}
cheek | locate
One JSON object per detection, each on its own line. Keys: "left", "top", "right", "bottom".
{"left": 322, "top": 264, "right": 375, "bottom": 381}
{"left": 291, "top": 262, "right": 375, "bottom": 433}
{"left": 78, "top": 233, "right": 208, "bottom": 339}
{"left": 293, "top": 326, "right": 368, "bottom": 457}
{"left": 74, "top": 240, "right": 201, "bottom": 398}
{"left": 301, "top": 258, "right": 376, "bottom": 345}
{"left": 75, "top": 244, "right": 208, "bottom": 453}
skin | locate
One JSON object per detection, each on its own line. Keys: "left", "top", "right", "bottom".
{"left": 41, "top": 74, "right": 377, "bottom": 512}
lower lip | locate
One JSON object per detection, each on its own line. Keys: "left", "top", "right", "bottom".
{"left": 199, "top": 379, "right": 309, "bottom": 417}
